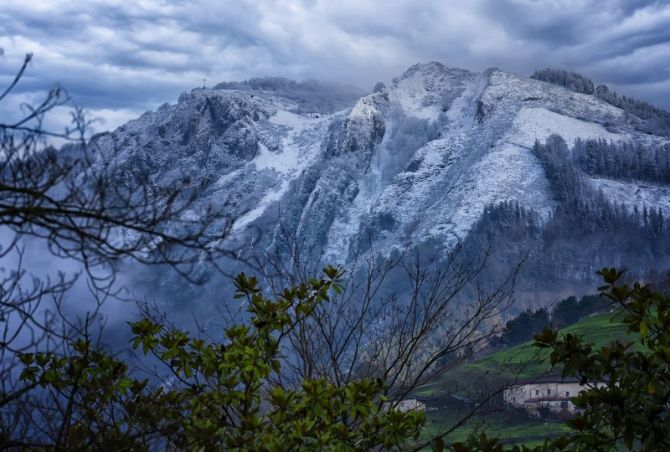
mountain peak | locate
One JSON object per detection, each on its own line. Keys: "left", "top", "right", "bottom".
{"left": 395, "top": 61, "right": 472, "bottom": 84}
{"left": 86, "top": 60, "right": 670, "bottom": 306}
{"left": 212, "top": 77, "right": 366, "bottom": 114}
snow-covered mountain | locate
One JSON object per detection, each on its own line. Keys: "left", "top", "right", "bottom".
{"left": 90, "top": 64, "right": 670, "bottom": 303}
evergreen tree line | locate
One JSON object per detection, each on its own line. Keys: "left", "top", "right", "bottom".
{"left": 532, "top": 135, "right": 668, "bottom": 237}
{"left": 594, "top": 84, "right": 670, "bottom": 132}
{"left": 531, "top": 67, "right": 670, "bottom": 136}
{"left": 497, "top": 294, "right": 608, "bottom": 347}
{"left": 531, "top": 135, "right": 584, "bottom": 205}
{"left": 462, "top": 135, "right": 670, "bottom": 297}
{"left": 531, "top": 68, "right": 595, "bottom": 95}
{"left": 573, "top": 138, "right": 670, "bottom": 184}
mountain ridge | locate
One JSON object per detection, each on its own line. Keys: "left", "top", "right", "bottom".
{"left": 86, "top": 62, "right": 670, "bottom": 306}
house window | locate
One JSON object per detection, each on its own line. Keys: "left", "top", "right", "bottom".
{"left": 535, "top": 390, "right": 539, "bottom": 396}
{"left": 565, "top": 391, "right": 570, "bottom": 397}
{"left": 560, "top": 401, "right": 569, "bottom": 409}
{"left": 547, "top": 389, "right": 551, "bottom": 395}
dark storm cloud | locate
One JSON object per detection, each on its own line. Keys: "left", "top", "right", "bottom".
{"left": 0, "top": 0, "right": 668, "bottom": 131}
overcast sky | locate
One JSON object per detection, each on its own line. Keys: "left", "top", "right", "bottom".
{"left": 1, "top": 0, "right": 669, "bottom": 133}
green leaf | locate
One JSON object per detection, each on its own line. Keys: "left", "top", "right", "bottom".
{"left": 640, "top": 320, "right": 649, "bottom": 338}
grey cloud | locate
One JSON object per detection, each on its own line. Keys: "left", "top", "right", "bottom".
{"left": 0, "top": 0, "right": 668, "bottom": 131}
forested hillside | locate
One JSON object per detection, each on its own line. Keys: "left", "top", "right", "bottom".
{"left": 463, "top": 134, "right": 670, "bottom": 303}
{"left": 532, "top": 67, "right": 670, "bottom": 136}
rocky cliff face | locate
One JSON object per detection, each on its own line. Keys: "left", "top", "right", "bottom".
{"left": 88, "top": 64, "right": 670, "bottom": 305}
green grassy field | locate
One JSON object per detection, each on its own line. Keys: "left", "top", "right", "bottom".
{"left": 414, "top": 309, "right": 632, "bottom": 446}
{"left": 419, "top": 408, "right": 572, "bottom": 448}
{"left": 415, "top": 310, "right": 630, "bottom": 399}
{"left": 469, "top": 309, "right": 631, "bottom": 377}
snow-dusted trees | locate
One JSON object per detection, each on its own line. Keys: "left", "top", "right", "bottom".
{"left": 531, "top": 68, "right": 595, "bottom": 94}
{"left": 532, "top": 134, "right": 583, "bottom": 205}
{"left": 532, "top": 68, "right": 670, "bottom": 136}
{"left": 573, "top": 139, "right": 670, "bottom": 184}
{"left": 464, "top": 134, "right": 670, "bottom": 295}
{"left": 594, "top": 84, "right": 670, "bottom": 136}
{"left": 214, "top": 77, "right": 364, "bottom": 114}
{"left": 465, "top": 199, "right": 669, "bottom": 298}
{"left": 534, "top": 134, "right": 670, "bottom": 195}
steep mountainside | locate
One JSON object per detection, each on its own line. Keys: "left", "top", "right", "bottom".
{"left": 87, "top": 63, "right": 670, "bottom": 306}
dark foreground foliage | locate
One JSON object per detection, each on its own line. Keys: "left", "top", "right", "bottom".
{"left": 5, "top": 267, "right": 670, "bottom": 451}
{"left": 3, "top": 268, "right": 425, "bottom": 450}
{"left": 451, "top": 269, "right": 670, "bottom": 451}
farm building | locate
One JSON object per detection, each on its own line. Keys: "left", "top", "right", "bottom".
{"left": 503, "top": 376, "right": 601, "bottom": 417}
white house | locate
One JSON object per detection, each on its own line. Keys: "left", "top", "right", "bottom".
{"left": 503, "top": 376, "right": 601, "bottom": 417}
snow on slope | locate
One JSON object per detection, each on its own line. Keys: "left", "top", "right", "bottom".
{"left": 390, "top": 73, "right": 442, "bottom": 120}
{"left": 388, "top": 63, "right": 473, "bottom": 121}
{"left": 234, "top": 109, "right": 328, "bottom": 231}
{"left": 506, "top": 107, "right": 622, "bottom": 149}
{"left": 461, "top": 105, "right": 627, "bottom": 227}
{"left": 323, "top": 66, "right": 647, "bottom": 259}
{"left": 98, "top": 62, "right": 670, "bottom": 267}
{"left": 445, "top": 143, "right": 555, "bottom": 237}
{"left": 446, "top": 72, "right": 488, "bottom": 128}
{"left": 255, "top": 110, "right": 321, "bottom": 174}
{"left": 322, "top": 67, "right": 485, "bottom": 260}
{"left": 322, "top": 66, "right": 629, "bottom": 258}
{"left": 589, "top": 177, "right": 670, "bottom": 216}
{"left": 323, "top": 143, "right": 384, "bottom": 263}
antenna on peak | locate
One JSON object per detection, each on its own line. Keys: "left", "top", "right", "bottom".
{"left": 203, "top": 77, "right": 207, "bottom": 89}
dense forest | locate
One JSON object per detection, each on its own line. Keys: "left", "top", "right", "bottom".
{"left": 531, "top": 68, "right": 595, "bottom": 95}
{"left": 462, "top": 134, "right": 670, "bottom": 303}
{"left": 573, "top": 138, "right": 670, "bottom": 184}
